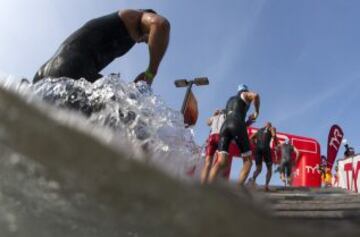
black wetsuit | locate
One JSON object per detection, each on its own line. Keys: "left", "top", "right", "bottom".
{"left": 33, "top": 12, "right": 135, "bottom": 83}
{"left": 279, "top": 143, "right": 295, "bottom": 177}
{"left": 255, "top": 127, "right": 273, "bottom": 167}
{"left": 218, "top": 92, "right": 251, "bottom": 156}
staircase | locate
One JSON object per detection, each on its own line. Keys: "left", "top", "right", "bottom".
{"left": 258, "top": 187, "right": 360, "bottom": 236}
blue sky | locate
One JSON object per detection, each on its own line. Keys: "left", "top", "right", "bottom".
{"left": 1, "top": 0, "right": 359, "bottom": 185}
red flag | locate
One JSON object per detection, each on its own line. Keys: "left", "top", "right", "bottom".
{"left": 327, "top": 124, "right": 344, "bottom": 170}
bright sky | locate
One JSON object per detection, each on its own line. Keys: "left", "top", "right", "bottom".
{"left": 1, "top": 0, "right": 359, "bottom": 185}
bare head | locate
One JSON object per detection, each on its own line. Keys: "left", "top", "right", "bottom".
{"left": 213, "top": 109, "right": 221, "bottom": 116}
{"left": 264, "top": 121, "right": 272, "bottom": 129}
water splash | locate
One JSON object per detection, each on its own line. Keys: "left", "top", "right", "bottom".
{"left": 3, "top": 74, "right": 201, "bottom": 178}
{"left": 0, "top": 74, "right": 204, "bottom": 235}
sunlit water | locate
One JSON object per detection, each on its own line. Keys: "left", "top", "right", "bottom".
{"left": 2, "top": 74, "right": 202, "bottom": 176}
{"left": 34, "top": 75, "right": 201, "bottom": 174}
{"left": 0, "top": 74, "right": 203, "bottom": 236}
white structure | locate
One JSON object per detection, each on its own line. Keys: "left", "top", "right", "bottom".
{"left": 338, "top": 154, "right": 360, "bottom": 193}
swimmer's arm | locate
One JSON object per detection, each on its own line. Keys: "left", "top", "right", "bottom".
{"left": 252, "top": 93, "right": 260, "bottom": 116}
{"left": 143, "top": 13, "right": 170, "bottom": 77}
{"left": 249, "top": 132, "right": 257, "bottom": 145}
{"left": 243, "top": 91, "right": 260, "bottom": 118}
{"left": 271, "top": 127, "right": 278, "bottom": 145}
{"left": 207, "top": 117, "right": 213, "bottom": 126}
{"left": 274, "top": 144, "right": 281, "bottom": 151}
{"left": 271, "top": 127, "right": 277, "bottom": 137}
{"left": 249, "top": 131, "right": 257, "bottom": 143}
{"left": 294, "top": 147, "right": 300, "bottom": 162}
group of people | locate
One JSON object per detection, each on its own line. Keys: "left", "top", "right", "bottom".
{"left": 31, "top": 8, "right": 302, "bottom": 190}
{"left": 201, "top": 85, "right": 300, "bottom": 190}
{"left": 319, "top": 142, "right": 357, "bottom": 188}
{"left": 321, "top": 143, "right": 357, "bottom": 188}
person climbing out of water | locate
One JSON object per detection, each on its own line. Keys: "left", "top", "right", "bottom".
{"left": 275, "top": 138, "right": 300, "bottom": 185}
{"left": 33, "top": 9, "right": 170, "bottom": 86}
{"left": 200, "top": 109, "right": 226, "bottom": 184}
{"left": 248, "top": 122, "right": 277, "bottom": 192}
{"left": 208, "top": 84, "right": 260, "bottom": 186}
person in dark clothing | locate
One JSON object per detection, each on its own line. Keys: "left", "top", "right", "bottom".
{"left": 33, "top": 9, "right": 170, "bottom": 85}
{"left": 275, "top": 138, "right": 300, "bottom": 184}
{"left": 344, "top": 144, "right": 355, "bottom": 158}
{"left": 248, "top": 122, "right": 277, "bottom": 191}
{"left": 208, "top": 84, "right": 260, "bottom": 185}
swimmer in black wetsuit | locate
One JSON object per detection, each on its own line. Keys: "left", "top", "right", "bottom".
{"left": 248, "top": 122, "right": 277, "bottom": 191}
{"left": 275, "top": 138, "right": 300, "bottom": 185}
{"left": 208, "top": 84, "right": 260, "bottom": 185}
{"left": 33, "top": 9, "right": 170, "bottom": 85}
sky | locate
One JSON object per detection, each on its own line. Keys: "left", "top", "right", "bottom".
{"left": 0, "top": 0, "right": 359, "bottom": 185}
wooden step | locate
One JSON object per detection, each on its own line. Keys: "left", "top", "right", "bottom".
{"left": 272, "top": 202, "right": 360, "bottom": 211}
{"left": 273, "top": 210, "right": 360, "bottom": 219}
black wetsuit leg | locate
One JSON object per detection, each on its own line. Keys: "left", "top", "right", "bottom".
{"left": 255, "top": 148, "right": 272, "bottom": 167}
{"left": 218, "top": 117, "right": 251, "bottom": 156}
{"left": 33, "top": 49, "right": 101, "bottom": 83}
{"left": 255, "top": 148, "right": 263, "bottom": 166}
{"left": 280, "top": 161, "right": 292, "bottom": 177}
{"left": 263, "top": 148, "right": 272, "bottom": 168}
{"left": 218, "top": 120, "right": 233, "bottom": 153}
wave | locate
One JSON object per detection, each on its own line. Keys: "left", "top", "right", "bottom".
{"left": 1, "top": 74, "right": 202, "bottom": 178}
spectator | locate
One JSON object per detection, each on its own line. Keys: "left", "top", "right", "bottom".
{"left": 344, "top": 144, "right": 355, "bottom": 158}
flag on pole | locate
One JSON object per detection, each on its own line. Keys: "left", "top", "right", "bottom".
{"left": 327, "top": 124, "right": 344, "bottom": 170}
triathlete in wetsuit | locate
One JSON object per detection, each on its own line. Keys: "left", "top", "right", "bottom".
{"left": 33, "top": 9, "right": 170, "bottom": 85}
{"left": 208, "top": 84, "right": 260, "bottom": 185}
{"left": 248, "top": 122, "right": 277, "bottom": 191}
{"left": 276, "top": 138, "right": 300, "bottom": 184}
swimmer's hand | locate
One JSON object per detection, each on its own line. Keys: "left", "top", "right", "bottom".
{"left": 248, "top": 112, "right": 258, "bottom": 121}
{"left": 134, "top": 70, "right": 155, "bottom": 85}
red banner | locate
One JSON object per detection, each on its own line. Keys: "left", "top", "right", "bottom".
{"left": 327, "top": 124, "right": 344, "bottom": 170}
